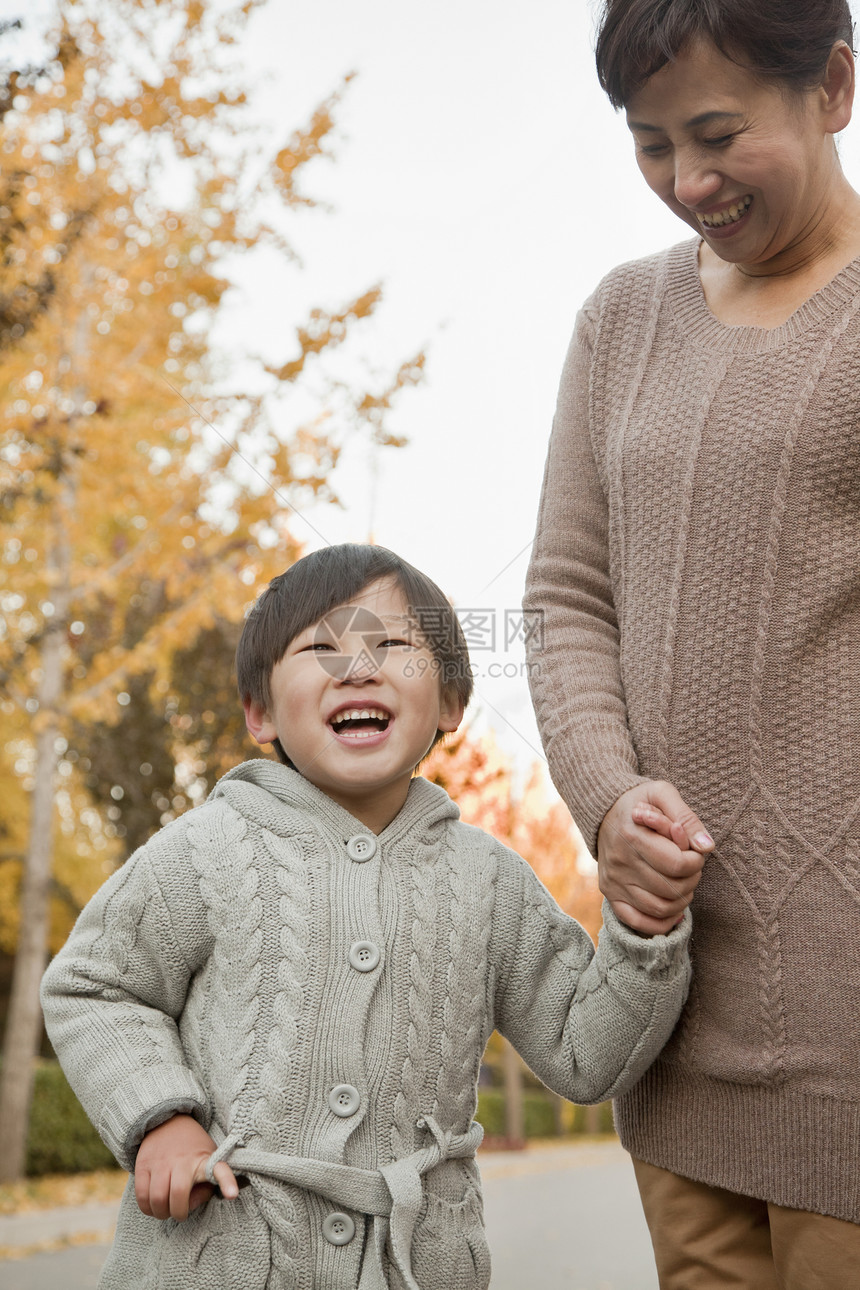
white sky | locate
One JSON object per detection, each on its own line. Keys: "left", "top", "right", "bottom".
{"left": 236, "top": 0, "right": 860, "bottom": 776}
{"left": 236, "top": 0, "right": 687, "bottom": 776}
{"left": 6, "top": 0, "right": 860, "bottom": 782}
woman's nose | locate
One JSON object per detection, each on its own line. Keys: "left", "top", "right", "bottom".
{"left": 673, "top": 155, "right": 721, "bottom": 210}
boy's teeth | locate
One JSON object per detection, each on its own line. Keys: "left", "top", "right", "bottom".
{"left": 330, "top": 707, "right": 390, "bottom": 734}
{"left": 697, "top": 195, "right": 752, "bottom": 228}
{"left": 332, "top": 708, "right": 388, "bottom": 724}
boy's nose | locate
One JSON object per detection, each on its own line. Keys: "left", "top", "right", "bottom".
{"left": 317, "top": 651, "right": 381, "bottom": 684}
{"left": 339, "top": 654, "right": 381, "bottom": 684}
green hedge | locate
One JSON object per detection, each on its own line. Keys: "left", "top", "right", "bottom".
{"left": 21, "top": 1062, "right": 611, "bottom": 1177}
{"left": 26, "top": 1060, "right": 118, "bottom": 1176}
{"left": 475, "top": 1088, "right": 614, "bottom": 1139}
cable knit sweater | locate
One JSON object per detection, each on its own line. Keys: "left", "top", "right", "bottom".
{"left": 41, "top": 759, "right": 690, "bottom": 1290}
{"left": 524, "top": 237, "right": 860, "bottom": 1223}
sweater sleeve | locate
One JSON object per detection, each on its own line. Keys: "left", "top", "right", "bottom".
{"left": 523, "top": 304, "right": 648, "bottom": 854}
{"left": 493, "top": 851, "right": 691, "bottom": 1104}
{"left": 40, "top": 837, "right": 211, "bottom": 1170}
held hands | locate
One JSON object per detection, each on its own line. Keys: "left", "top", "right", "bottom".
{"left": 597, "top": 781, "right": 714, "bottom": 936}
{"left": 134, "top": 1113, "right": 239, "bottom": 1222}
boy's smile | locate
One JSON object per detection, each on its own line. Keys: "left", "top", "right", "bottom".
{"left": 243, "top": 578, "right": 464, "bottom": 833}
{"left": 328, "top": 703, "right": 392, "bottom": 743}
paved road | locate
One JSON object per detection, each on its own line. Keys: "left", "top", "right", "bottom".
{"left": 482, "top": 1141, "right": 658, "bottom": 1290}
{"left": 0, "top": 1139, "right": 658, "bottom": 1290}
{"left": 0, "top": 1245, "right": 106, "bottom": 1290}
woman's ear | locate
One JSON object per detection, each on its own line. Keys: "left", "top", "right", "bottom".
{"left": 820, "top": 41, "right": 855, "bottom": 134}
{"left": 243, "top": 697, "right": 278, "bottom": 746}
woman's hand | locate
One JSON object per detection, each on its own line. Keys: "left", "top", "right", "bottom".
{"left": 134, "top": 1113, "right": 239, "bottom": 1222}
{"left": 597, "top": 782, "right": 714, "bottom": 935}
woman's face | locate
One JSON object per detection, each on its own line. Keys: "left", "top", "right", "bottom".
{"left": 625, "top": 39, "right": 850, "bottom": 270}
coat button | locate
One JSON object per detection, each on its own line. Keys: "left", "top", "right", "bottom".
{"left": 348, "top": 941, "right": 380, "bottom": 972}
{"left": 328, "top": 1083, "right": 361, "bottom": 1117}
{"left": 346, "top": 834, "right": 377, "bottom": 862}
{"left": 322, "top": 1211, "right": 355, "bottom": 1245}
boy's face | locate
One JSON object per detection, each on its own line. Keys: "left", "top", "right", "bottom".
{"left": 243, "top": 577, "right": 463, "bottom": 834}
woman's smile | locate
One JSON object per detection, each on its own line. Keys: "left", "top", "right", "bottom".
{"left": 625, "top": 39, "right": 853, "bottom": 276}
{"left": 694, "top": 195, "right": 754, "bottom": 233}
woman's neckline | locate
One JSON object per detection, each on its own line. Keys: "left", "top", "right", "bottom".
{"left": 667, "top": 238, "right": 860, "bottom": 354}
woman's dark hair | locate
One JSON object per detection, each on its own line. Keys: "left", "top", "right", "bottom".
{"left": 236, "top": 543, "right": 473, "bottom": 763}
{"left": 595, "top": 0, "right": 855, "bottom": 108}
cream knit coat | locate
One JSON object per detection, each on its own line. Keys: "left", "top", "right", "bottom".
{"left": 524, "top": 237, "right": 860, "bottom": 1222}
{"left": 41, "top": 759, "right": 691, "bottom": 1289}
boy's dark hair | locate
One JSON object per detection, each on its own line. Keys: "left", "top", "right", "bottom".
{"left": 595, "top": 0, "right": 854, "bottom": 108}
{"left": 236, "top": 543, "right": 473, "bottom": 764}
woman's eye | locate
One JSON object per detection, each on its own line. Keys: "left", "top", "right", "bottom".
{"left": 703, "top": 134, "right": 734, "bottom": 148}
{"left": 637, "top": 142, "right": 669, "bottom": 158}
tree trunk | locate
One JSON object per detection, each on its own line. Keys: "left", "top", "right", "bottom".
{"left": 0, "top": 625, "right": 62, "bottom": 1181}
{"left": 0, "top": 319, "right": 78, "bottom": 1178}
{"left": 550, "top": 1088, "right": 565, "bottom": 1136}
{"left": 502, "top": 1035, "right": 525, "bottom": 1150}
{"left": 583, "top": 1101, "right": 605, "bottom": 1135}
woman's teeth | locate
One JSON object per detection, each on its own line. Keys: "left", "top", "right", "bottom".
{"left": 697, "top": 195, "right": 752, "bottom": 229}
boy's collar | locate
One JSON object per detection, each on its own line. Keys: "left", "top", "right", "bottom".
{"left": 210, "top": 758, "right": 460, "bottom": 843}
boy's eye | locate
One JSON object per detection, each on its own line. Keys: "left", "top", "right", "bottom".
{"left": 300, "top": 641, "right": 335, "bottom": 652}
{"left": 379, "top": 637, "right": 414, "bottom": 648}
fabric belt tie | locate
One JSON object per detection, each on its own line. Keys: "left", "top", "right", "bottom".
{"left": 205, "top": 1114, "right": 483, "bottom": 1290}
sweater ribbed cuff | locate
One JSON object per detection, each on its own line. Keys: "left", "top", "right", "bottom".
{"left": 545, "top": 736, "right": 648, "bottom": 857}
{"left": 99, "top": 1064, "right": 209, "bottom": 1170}
{"left": 600, "top": 901, "right": 692, "bottom": 972}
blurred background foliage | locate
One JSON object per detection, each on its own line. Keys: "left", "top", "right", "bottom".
{"left": 0, "top": 0, "right": 424, "bottom": 1179}
{"left": 0, "top": 0, "right": 600, "bottom": 1178}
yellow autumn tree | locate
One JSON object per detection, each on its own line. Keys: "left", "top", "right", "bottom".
{"left": 0, "top": 702, "right": 120, "bottom": 962}
{"left": 0, "top": 0, "right": 421, "bottom": 1180}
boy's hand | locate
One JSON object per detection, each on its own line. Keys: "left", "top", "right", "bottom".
{"left": 597, "top": 781, "right": 713, "bottom": 936}
{"left": 134, "top": 1114, "right": 239, "bottom": 1222}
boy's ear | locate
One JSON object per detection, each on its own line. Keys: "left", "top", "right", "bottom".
{"left": 438, "top": 686, "right": 464, "bottom": 735}
{"left": 243, "top": 697, "right": 278, "bottom": 746}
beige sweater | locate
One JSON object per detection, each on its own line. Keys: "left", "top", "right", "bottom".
{"left": 41, "top": 760, "right": 691, "bottom": 1288}
{"left": 524, "top": 237, "right": 860, "bottom": 1223}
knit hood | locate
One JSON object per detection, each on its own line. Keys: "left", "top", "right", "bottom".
{"left": 209, "top": 758, "right": 460, "bottom": 842}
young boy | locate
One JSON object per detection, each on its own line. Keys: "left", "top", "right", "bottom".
{"left": 41, "top": 543, "right": 691, "bottom": 1290}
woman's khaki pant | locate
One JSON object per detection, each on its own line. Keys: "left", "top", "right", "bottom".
{"left": 633, "top": 1157, "right": 860, "bottom": 1290}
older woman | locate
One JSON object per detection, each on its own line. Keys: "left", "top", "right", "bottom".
{"left": 524, "top": 0, "right": 860, "bottom": 1285}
